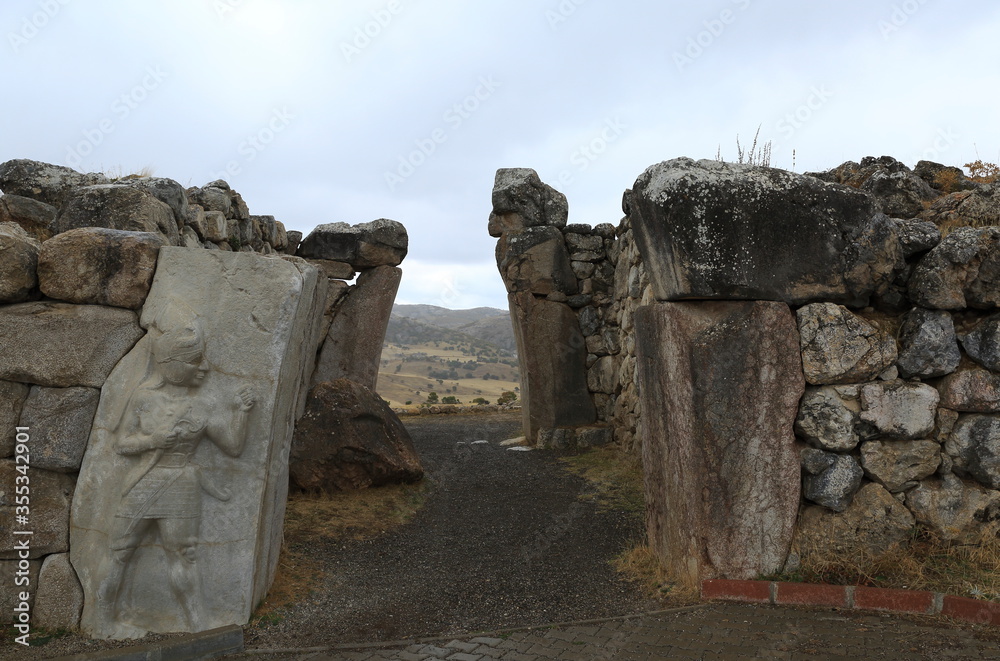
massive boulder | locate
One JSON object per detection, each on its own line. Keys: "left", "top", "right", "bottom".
{"left": 297, "top": 219, "right": 407, "bottom": 269}
{"left": 909, "top": 226, "right": 1000, "bottom": 310}
{"left": 0, "top": 159, "right": 108, "bottom": 209}
{"left": 487, "top": 168, "right": 568, "bottom": 237}
{"left": 0, "top": 222, "right": 40, "bottom": 303}
{"left": 797, "top": 303, "right": 897, "bottom": 385}
{"left": 628, "top": 158, "right": 901, "bottom": 305}
{"left": 289, "top": 379, "right": 424, "bottom": 491}
{"left": 57, "top": 184, "right": 180, "bottom": 246}
{"left": 636, "top": 301, "right": 803, "bottom": 585}
{"left": 496, "top": 226, "right": 578, "bottom": 295}
{"left": 37, "top": 228, "right": 166, "bottom": 309}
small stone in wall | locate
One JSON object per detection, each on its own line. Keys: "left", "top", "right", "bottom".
{"left": 795, "top": 386, "right": 861, "bottom": 452}
{"left": 793, "top": 482, "right": 915, "bottom": 557}
{"left": 960, "top": 313, "right": 1000, "bottom": 373}
{"left": 797, "top": 303, "right": 897, "bottom": 385}
{"left": 801, "top": 448, "right": 864, "bottom": 512}
{"left": 860, "top": 440, "right": 941, "bottom": 492}
{"left": 892, "top": 218, "right": 941, "bottom": 258}
{"left": 905, "top": 473, "right": 1000, "bottom": 541}
{"left": 0, "top": 222, "right": 40, "bottom": 303}
{"left": 946, "top": 414, "right": 1000, "bottom": 489}
{"left": 858, "top": 381, "right": 939, "bottom": 440}
{"left": 909, "top": 227, "right": 1000, "bottom": 310}
{"left": 896, "top": 308, "right": 960, "bottom": 378}
{"left": 938, "top": 367, "right": 1000, "bottom": 413}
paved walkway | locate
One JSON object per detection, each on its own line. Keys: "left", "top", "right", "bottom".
{"left": 240, "top": 602, "right": 1000, "bottom": 661}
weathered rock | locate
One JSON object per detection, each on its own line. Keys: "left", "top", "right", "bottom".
{"left": 914, "top": 160, "right": 977, "bottom": 193}
{"left": 587, "top": 355, "right": 616, "bottom": 394}
{"left": 34, "top": 553, "right": 84, "bottom": 630}
{"left": 510, "top": 292, "right": 595, "bottom": 445}
{"left": 922, "top": 183, "right": 1000, "bottom": 230}
{"left": 945, "top": 414, "right": 1000, "bottom": 488}
{"left": 960, "top": 314, "right": 1000, "bottom": 372}
{"left": 496, "top": 226, "right": 578, "bottom": 296}
{"left": 797, "top": 303, "right": 897, "bottom": 385}
{"left": 37, "top": 228, "right": 166, "bottom": 309}
{"left": 0, "top": 302, "right": 143, "bottom": 387}
{"left": 801, "top": 448, "right": 864, "bottom": 512}
{"left": 892, "top": 218, "right": 941, "bottom": 258}
{"left": 938, "top": 368, "right": 1000, "bottom": 412}
{"left": 188, "top": 208, "right": 228, "bottom": 243}
{"left": 285, "top": 230, "right": 302, "bottom": 255}
{"left": 896, "top": 308, "right": 960, "bottom": 378}
{"left": 0, "top": 222, "right": 40, "bottom": 302}
{"left": 0, "top": 381, "right": 29, "bottom": 457}
{"left": 0, "top": 194, "right": 58, "bottom": 241}
{"left": 858, "top": 381, "right": 939, "bottom": 440}
{"left": 122, "top": 177, "right": 189, "bottom": 228}
{"left": 793, "top": 483, "right": 915, "bottom": 557}
{"left": 629, "top": 158, "right": 900, "bottom": 305}
{"left": 180, "top": 225, "right": 202, "bottom": 248}
{"left": 290, "top": 379, "right": 423, "bottom": 491}
{"left": 860, "top": 440, "right": 941, "bottom": 492}
{"left": 71, "top": 248, "right": 326, "bottom": 639}
{"left": 909, "top": 227, "right": 1000, "bottom": 310}
{"left": 298, "top": 219, "right": 407, "bottom": 269}
{"left": 0, "top": 462, "right": 74, "bottom": 558}
{"left": 19, "top": 386, "right": 100, "bottom": 472}
{"left": 636, "top": 301, "right": 803, "bottom": 585}
{"left": 488, "top": 168, "right": 568, "bottom": 237}
{"left": 313, "top": 266, "right": 401, "bottom": 391}
{"left": 305, "top": 259, "right": 354, "bottom": 280}
{"left": 794, "top": 386, "right": 861, "bottom": 452}
{"left": 0, "top": 159, "right": 108, "bottom": 208}
{"left": 810, "top": 156, "right": 938, "bottom": 219}
{"left": 57, "top": 184, "right": 180, "bottom": 246}
{"left": 186, "top": 185, "right": 231, "bottom": 216}
{"left": 906, "top": 474, "right": 1000, "bottom": 541}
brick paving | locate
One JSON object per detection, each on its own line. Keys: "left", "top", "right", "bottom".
{"left": 241, "top": 602, "right": 1000, "bottom": 660}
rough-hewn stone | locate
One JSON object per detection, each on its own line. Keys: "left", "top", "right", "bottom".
{"left": 858, "top": 381, "right": 939, "bottom": 440}
{"left": 893, "top": 218, "right": 941, "bottom": 258}
{"left": 801, "top": 448, "right": 864, "bottom": 512}
{"left": 0, "top": 381, "right": 30, "bottom": 458}
{"left": 488, "top": 168, "right": 568, "bottom": 237}
{"left": 37, "top": 228, "right": 166, "bottom": 309}
{"left": 909, "top": 227, "right": 1000, "bottom": 310}
{"left": 19, "top": 386, "right": 100, "bottom": 472}
{"left": 496, "top": 226, "right": 578, "bottom": 296}
{"left": 122, "top": 177, "right": 189, "bottom": 228}
{"left": 946, "top": 414, "right": 1000, "bottom": 489}
{"left": 290, "top": 379, "right": 423, "bottom": 491}
{"left": 797, "top": 303, "right": 897, "bottom": 385}
{"left": 0, "top": 159, "right": 108, "bottom": 208}
{"left": 629, "top": 158, "right": 900, "bottom": 305}
{"left": 906, "top": 474, "right": 1000, "bottom": 541}
{"left": 793, "top": 483, "right": 915, "bottom": 557}
{"left": 794, "top": 386, "right": 861, "bottom": 452}
{"left": 860, "top": 440, "right": 941, "bottom": 492}
{"left": 34, "top": 552, "right": 84, "bottom": 630}
{"left": 960, "top": 313, "right": 1000, "bottom": 373}
{"left": 188, "top": 208, "right": 228, "bottom": 243}
{"left": 896, "top": 308, "right": 960, "bottom": 378}
{"left": 0, "top": 462, "right": 74, "bottom": 558}
{"left": 0, "top": 194, "right": 58, "bottom": 241}
{"left": 0, "top": 302, "right": 143, "bottom": 388}
{"left": 938, "top": 368, "right": 1000, "bottom": 413}
{"left": 636, "top": 301, "right": 803, "bottom": 585}
{"left": 297, "top": 219, "right": 407, "bottom": 269}
{"left": 0, "top": 222, "right": 40, "bottom": 303}
{"left": 57, "top": 184, "right": 180, "bottom": 246}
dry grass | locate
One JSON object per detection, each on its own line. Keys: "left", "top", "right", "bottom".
{"left": 613, "top": 543, "right": 700, "bottom": 606}
{"left": 789, "top": 526, "right": 1000, "bottom": 601}
{"left": 252, "top": 482, "right": 430, "bottom": 620}
{"left": 966, "top": 159, "right": 1000, "bottom": 184}
{"left": 559, "top": 444, "right": 645, "bottom": 516}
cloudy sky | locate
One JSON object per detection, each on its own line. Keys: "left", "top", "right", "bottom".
{"left": 3, "top": 0, "right": 997, "bottom": 310}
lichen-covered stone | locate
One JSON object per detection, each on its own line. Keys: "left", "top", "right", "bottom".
{"left": 496, "top": 226, "right": 578, "bottom": 296}
{"left": 57, "top": 184, "right": 179, "bottom": 246}
{"left": 298, "top": 219, "right": 407, "bottom": 269}
{"left": 858, "top": 381, "right": 939, "bottom": 440}
{"left": 0, "top": 222, "right": 40, "bottom": 302}
{"left": 938, "top": 368, "right": 1000, "bottom": 413}
{"left": 795, "top": 386, "right": 861, "bottom": 452}
{"left": 945, "top": 414, "right": 1000, "bottom": 489}
{"left": 801, "top": 448, "right": 864, "bottom": 512}
{"left": 793, "top": 482, "right": 915, "bottom": 556}
{"left": 960, "top": 313, "right": 1000, "bottom": 372}
{"left": 0, "top": 194, "right": 58, "bottom": 241}
{"left": 909, "top": 227, "right": 1000, "bottom": 310}
{"left": 0, "top": 158, "right": 108, "bottom": 208}
{"left": 797, "top": 303, "right": 897, "bottom": 385}
{"left": 906, "top": 474, "right": 1000, "bottom": 541}
{"left": 860, "top": 440, "right": 940, "bottom": 492}
{"left": 896, "top": 308, "right": 960, "bottom": 378}
{"left": 488, "top": 168, "right": 568, "bottom": 237}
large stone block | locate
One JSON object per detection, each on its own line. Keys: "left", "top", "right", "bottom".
{"left": 38, "top": 227, "right": 166, "bottom": 309}
{"left": 57, "top": 184, "right": 179, "bottom": 246}
{"left": 0, "top": 194, "right": 58, "bottom": 241}
{"left": 0, "top": 381, "right": 30, "bottom": 458}
{"left": 298, "top": 219, "right": 407, "bottom": 269}
{"left": 636, "top": 301, "right": 804, "bottom": 585}
{"left": 797, "top": 303, "right": 897, "bottom": 385}
{"left": 487, "top": 168, "right": 568, "bottom": 237}
{"left": 20, "top": 386, "right": 101, "bottom": 472}
{"left": 858, "top": 381, "right": 939, "bottom": 440}
{"left": 0, "top": 302, "right": 143, "bottom": 388}
{"left": 70, "top": 248, "right": 325, "bottom": 639}
{"left": 290, "top": 379, "right": 423, "bottom": 491}
{"left": 34, "top": 552, "right": 84, "bottom": 630}
{"left": 629, "top": 158, "right": 900, "bottom": 305}
{"left": 509, "top": 292, "right": 595, "bottom": 445}
{"left": 313, "top": 266, "right": 401, "bottom": 390}
{"left": 496, "top": 226, "right": 578, "bottom": 296}
{"left": 0, "top": 559, "right": 40, "bottom": 625}
{"left": 0, "top": 159, "right": 108, "bottom": 208}
{"left": 0, "top": 222, "right": 40, "bottom": 303}
{"left": 0, "top": 461, "right": 75, "bottom": 559}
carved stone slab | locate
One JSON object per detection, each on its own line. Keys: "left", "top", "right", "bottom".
{"left": 71, "top": 248, "right": 325, "bottom": 639}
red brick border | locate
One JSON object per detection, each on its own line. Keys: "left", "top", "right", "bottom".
{"left": 701, "top": 579, "right": 1000, "bottom": 628}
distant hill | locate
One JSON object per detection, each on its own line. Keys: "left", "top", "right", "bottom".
{"left": 392, "top": 304, "right": 515, "bottom": 354}
{"left": 391, "top": 304, "right": 509, "bottom": 329}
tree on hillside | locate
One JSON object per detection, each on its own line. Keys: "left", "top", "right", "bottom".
{"left": 497, "top": 391, "right": 517, "bottom": 406}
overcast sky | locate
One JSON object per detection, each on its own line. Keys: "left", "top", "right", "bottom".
{"left": 3, "top": 0, "right": 997, "bottom": 310}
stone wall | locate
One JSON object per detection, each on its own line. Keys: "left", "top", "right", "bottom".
{"left": 490, "top": 156, "right": 1000, "bottom": 585}
{"left": 0, "top": 159, "right": 409, "bottom": 634}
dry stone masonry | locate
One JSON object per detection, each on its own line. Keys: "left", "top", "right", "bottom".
{"left": 490, "top": 155, "right": 1000, "bottom": 587}
{"left": 0, "top": 159, "right": 421, "bottom": 638}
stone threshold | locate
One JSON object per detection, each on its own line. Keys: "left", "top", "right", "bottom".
{"left": 702, "top": 578, "right": 1000, "bottom": 627}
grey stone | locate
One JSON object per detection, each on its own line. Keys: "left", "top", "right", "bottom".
{"left": 496, "top": 226, "right": 578, "bottom": 296}
{"left": 0, "top": 462, "right": 74, "bottom": 558}
{"left": 19, "top": 386, "right": 100, "bottom": 472}
{"left": 587, "top": 355, "right": 616, "bottom": 394}
{"left": 629, "top": 158, "right": 900, "bottom": 305}
{"left": 906, "top": 474, "right": 1000, "bottom": 541}
{"left": 794, "top": 386, "right": 861, "bottom": 452}
{"left": 180, "top": 225, "right": 202, "bottom": 248}
{"left": 37, "top": 228, "right": 166, "bottom": 309}
{"left": 191, "top": 209, "right": 228, "bottom": 243}
{"left": 946, "top": 414, "right": 1000, "bottom": 489}
{"left": 71, "top": 248, "right": 326, "bottom": 639}
{"left": 57, "top": 184, "right": 180, "bottom": 246}
{"left": 801, "top": 448, "right": 864, "bottom": 512}
{"left": 0, "top": 222, "right": 40, "bottom": 303}
{"left": 938, "top": 368, "right": 1000, "bottom": 413}
{"left": 896, "top": 308, "right": 960, "bottom": 378}
{"left": 636, "top": 301, "right": 803, "bottom": 584}
{"left": 186, "top": 186, "right": 231, "bottom": 216}
{"left": 0, "top": 194, "right": 58, "bottom": 241}
{"left": 34, "top": 552, "right": 84, "bottom": 630}
{"left": 858, "top": 381, "right": 939, "bottom": 440}
{"left": 793, "top": 482, "right": 915, "bottom": 557}
{"left": 284, "top": 230, "right": 302, "bottom": 255}
{"left": 0, "top": 302, "right": 143, "bottom": 387}
{"left": 578, "top": 305, "right": 599, "bottom": 336}
{"left": 122, "top": 177, "right": 190, "bottom": 228}
{"left": 909, "top": 226, "right": 1000, "bottom": 310}
{"left": 575, "top": 426, "right": 613, "bottom": 447}
{"left": 313, "top": 266, "right": 401, "bottom": 391}
{"left": 298, "top": 219, "right": 408, "bottom": 269}
{"left": 487, "top": 168, "right": 568, "bottom": 237}
{"left": 892, "top": 218, "right": 941, "bottom": 258}
{"left": 859, "top": 166, "right": 939, "bottom": 218}
{"left": 0, "top": 381, "right": 29, "bottom": 458}
{"left": 0, "top": 158, "right": 108, "bottom": 208}
{"left": 960, "top": 313, "right": 1000, "bottom": 372}
{"left": 797, "top": 303, "right": 897, "bottom": 385}
{"left": 860, "top": 440, "right": 941, "bottom": 492}
{"left": 565, "top": 232, "right": 603, "bottom": 253}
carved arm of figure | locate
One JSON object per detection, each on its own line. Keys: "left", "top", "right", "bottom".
{"left": 209, "top": 386, "right": 256, "bottom": 457}
{"left": 114, "top": 394, "right": 180, "bottom": 456}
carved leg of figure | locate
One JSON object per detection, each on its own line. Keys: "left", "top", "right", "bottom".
{"left": 98, "top": 518, "right": 152, "bottom": 623}
{"left": 161, "top": 517, "right": 203, "bottom": 630}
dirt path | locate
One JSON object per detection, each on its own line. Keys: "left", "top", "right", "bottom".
{"left": 241, "top": 412, "right": 654, "bottom": 650}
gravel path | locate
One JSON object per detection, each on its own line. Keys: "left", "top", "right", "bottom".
{"left": 242, "top": 412, "right": 655, "bottom": 651}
